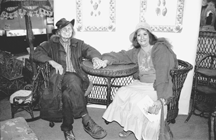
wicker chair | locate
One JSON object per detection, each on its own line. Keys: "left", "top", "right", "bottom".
{"left": 196, "top": 31, "right": 216, "bottom": 63}
{"left": 0, "top": 51, "right": 25, "bottom": 95}
{"left": 185, "top": 54, "right": 216, "bottom": 122}
{"left": 10, "top": 62, "right": 49, "bottom": 121}
{"left": 19, "top": 61, "right": 93, "bottom": 127}
{"left": 166, "top": 59, "right": 193, "bottom": 123}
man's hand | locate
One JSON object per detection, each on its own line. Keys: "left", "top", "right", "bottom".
{"left": 92, "top": 57, "right": 107, "bottom": 69}
{"left": 48, "top": 60, "right": 64, "bottom": 75}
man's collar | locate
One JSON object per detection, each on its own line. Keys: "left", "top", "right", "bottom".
{"left": 60, "top": 38, "right": 71, "bottom": 46}
{"left": 50, "top": 35, "right": 78, "bottom": 47}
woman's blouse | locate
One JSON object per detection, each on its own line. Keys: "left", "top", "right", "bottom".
{"left": 138, "top": 46, "right": 156, "bottom": 83}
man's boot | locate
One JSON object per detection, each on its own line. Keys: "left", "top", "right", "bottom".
{"left": 82, "top": 114, "right": 107, "bottom": 139}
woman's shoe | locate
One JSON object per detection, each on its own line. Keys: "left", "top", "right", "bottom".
{"left": 119, "top": 130, "right": 132, "bottom": 138}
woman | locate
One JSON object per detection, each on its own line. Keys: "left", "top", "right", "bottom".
{"left": 102, "top": 22, "right": 178, "bottom": 140}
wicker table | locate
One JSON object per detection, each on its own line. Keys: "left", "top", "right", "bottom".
{"left": 81, "top": 60, "right": 138, "bottom": 107}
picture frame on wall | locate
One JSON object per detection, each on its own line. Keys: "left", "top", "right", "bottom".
{"left": 140, "top": 0, "right": 185, "bottom": 33}
{"left": 76, "top": 0, "right": 116, "bottom": 32}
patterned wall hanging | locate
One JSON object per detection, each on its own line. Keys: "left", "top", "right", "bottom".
{"left": 76, "top": 0, "right": 116, "bottom": 32}
{"left": 140, "top": 0, "right": 185, "bottom": 33}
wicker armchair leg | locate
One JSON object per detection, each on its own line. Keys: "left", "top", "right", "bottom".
{"left": 49, "top": 122, "right": 55, "bottom": 127}
{"left": 185, "top": 108, "right": 194, "bottom": 123}
{"left": 11, "top": 105, "right": 19, "bottom": 118}
{"left": 185, "top": 95, "right": 196, "bottom": 123}
{"left": 209, "top": 111, "right": 216, "bottom": 140}
{"left": 28, "top": 107, "right": 34, "bottom": 119}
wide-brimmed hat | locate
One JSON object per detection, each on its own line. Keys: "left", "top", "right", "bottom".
{"left": 129, "top": 22, "right": 153, "bottom": 42}
{"left": 52, "top": 18, "right": 75, "bottom": 34}
{"left": 56, "top": 18, "right": 75, "bottom": 29}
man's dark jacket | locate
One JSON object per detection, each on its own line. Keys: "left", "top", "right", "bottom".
{"left": 33, "top": 35, "right": 102, "bottom": 121}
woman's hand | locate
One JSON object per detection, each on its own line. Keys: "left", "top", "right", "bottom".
{"left": 148, "top": 100, "right": 162, "bottom": 115}
{"left": 101, "top": 60, "right": 109, "bottom": 68}
{"left": 48, "top": 60, "right": 64, "bottom": 75}
{"left": 92, "top": 57, "right": 108, "bottom": 69}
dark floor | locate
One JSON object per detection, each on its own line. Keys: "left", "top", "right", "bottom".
{"left": 0, "top": 94, "right": 209, "bottom": 140}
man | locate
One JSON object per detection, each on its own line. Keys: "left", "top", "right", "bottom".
{"left": 33, "top": 18, "right": 107, "bottom": 140}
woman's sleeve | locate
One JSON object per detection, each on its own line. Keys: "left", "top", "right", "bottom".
{"left": 153, "top": 43, "right": 171, "bottom": 100}
{"left": 81, "top": 42, "right": 102, "bottom": 60}
{"left": 102, "top": 49, "right": 135, "bottom": 65}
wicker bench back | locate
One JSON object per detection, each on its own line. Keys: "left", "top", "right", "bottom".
{"left": 193, "top": 31, "right": 216, "bottom": 93}
{"left": 196, "top": 31, "right": 216, "bottom": 66}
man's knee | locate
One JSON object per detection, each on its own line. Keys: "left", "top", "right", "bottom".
{"left": 62, "top": 72, "right": 82, "bottom": 91}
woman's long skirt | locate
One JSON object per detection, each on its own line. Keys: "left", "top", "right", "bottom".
{"left": 102, "top": 80, "right": 167, "bottom": 140}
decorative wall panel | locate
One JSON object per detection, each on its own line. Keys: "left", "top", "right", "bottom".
{"left": 140, "top": 0, "right": 185, "bottom": 33}
{"left": 76, "top": 0, "right": 116, "bottom": 32}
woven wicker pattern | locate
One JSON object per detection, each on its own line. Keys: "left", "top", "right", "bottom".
{"left": 196, "top": 55, "right": 216, "bottom": 88}
{"left": 0, "top": 51, "right": 25, "bottom": 95}
{"left": 195, "top": 31, "right": 216, "bottom": 88}
{"left": 87, "top": 75, "right": 134, "bottom": 105}
{"left": 196, "top": 31, "right": 216, "bottom": 64}
{"left": 186, "top": 54, "right": 216, "bottom": 122}
{"left": 0, "top": 58, "right": 23, "bottom": 80}
{"left": 81, "top": 60, "right": 138, "bottom": 105}
{"left": 81, "top": 60, "right": 138, "bottom": 78}
{"left": 0, "top": 51, "right": 23, "bottom": 80}
{"left": 167, "top": 59, "right": 193, "bottom": 123}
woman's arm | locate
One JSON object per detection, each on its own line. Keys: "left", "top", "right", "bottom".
{"left": 102, "top": 48, "right": 137, "bottom": 65}
{"left": 81, "top": 41, "right": 102, "bottom": 60}
{"left": 152, "top": 42, "right": 171, "bottom": 100}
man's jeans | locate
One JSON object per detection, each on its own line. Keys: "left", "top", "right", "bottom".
{"left": 60, "top": 72, "right": 88, "bottom": 131}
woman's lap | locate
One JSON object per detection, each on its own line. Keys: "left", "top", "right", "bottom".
{"left": 103, "top": 80, "right": 160, "bottom": 140}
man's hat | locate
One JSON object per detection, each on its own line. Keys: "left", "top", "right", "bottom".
{"left": 56, "top": 18, "right": 75, "bottom": 29}
{"left": 52, "top": 18, "right": 75, "bottom": 34}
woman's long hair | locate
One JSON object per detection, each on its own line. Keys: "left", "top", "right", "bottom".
{"left": 131, "top": 29, "right": 157, "bottom": 48}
